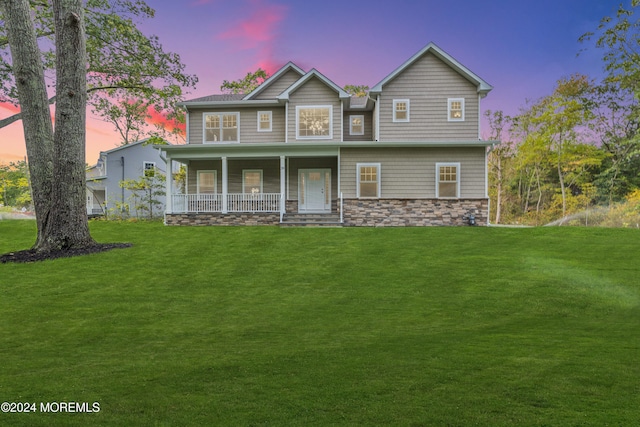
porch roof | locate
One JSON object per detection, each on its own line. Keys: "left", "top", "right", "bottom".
{"left": 160, "top": 140, "right": 498, "bottom": 160}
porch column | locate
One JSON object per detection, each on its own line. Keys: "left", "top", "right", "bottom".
{"left": 280, "top": 155, "right": 286, "bottom": 220}
{"left": 165, "top": 154, "right": 173, "bottom": 213}
{"left": 222, "top": 156, "right": 228, "bottom": 214}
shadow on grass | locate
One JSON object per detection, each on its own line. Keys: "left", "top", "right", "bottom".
{"left": 0, "top": 242, "right": 132, "bottom": 264}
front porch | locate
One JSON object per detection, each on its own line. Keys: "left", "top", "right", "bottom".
{"left": 163, "top": 143, "right": 340, "bottom": 223}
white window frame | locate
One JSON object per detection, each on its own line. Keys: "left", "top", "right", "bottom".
{"left": 356, "top": 163, "right": 381, "bottom": 199}
{"left": 393, "top": 99, "right": 410, "bottom": 123}
{"left": 349, "top": 115, "right": 364, "bottom": 136}
{"left": 197, "top": 170, "right": 217, "bottom": 194}
{"left": 203, "top": 112, "right": 240, "bottom": 143}
{"left": 242, "top": 169, "right": 263, "bottom": 194}
{"left": 448, "top": 98, "right": 465, "bottom": 122}
{"left": 143, "top": 161, "right": 156, "bottom": 177}
{"left": 436, "top": 162, "right": 460, "bottom": 199}
{"left": 296, "top": 105, "right": 333, "bottom": 140}
{"left": 257, "top": 111, "right": 272, "bottom": 132}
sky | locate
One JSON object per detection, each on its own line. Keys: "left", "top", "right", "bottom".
{"left": 0, "top": 0, "right": 627, "bottom": 165}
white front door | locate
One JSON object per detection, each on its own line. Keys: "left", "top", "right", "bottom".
{"left": 299, "top": 169, "right": 331, "bottom": 212}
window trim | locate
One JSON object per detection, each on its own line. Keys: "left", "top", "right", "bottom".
{"left": 356, "top": 162, "right": 381, "bottom": 199}
{"left": 436, "top": 162, "right": 461, "bottom": 199}
{"left": 203, "top": 112, "right": 240, "bottom": 143}
{"left": 296, "top": 105, "right": 333, "bottom": 140}
{"left": 242, "top": 169, "right": 263, "bottom": 194}
{"left": 197, "top": 170, "right": 217, "bottom": 195}
{"left": 448, "top": 98, "right": 465, "bottom": 122}
{"left": 257, "top": 110, "right": 272, "bottom": 132}
{"left": 349, "top": 115, "right": 364, "bottom": 136}
{"left": 393, "top": 99, "right": 410, "bottom": 123}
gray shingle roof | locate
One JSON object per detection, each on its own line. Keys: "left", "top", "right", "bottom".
{"left": 184, "top": 93, "right": 245, "bottom": 103}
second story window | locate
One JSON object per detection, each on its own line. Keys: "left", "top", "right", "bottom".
{"left": 204, "top": 112, "right": 239, "bottom": 143}
{"left": 448, "top": 98, "right": 465, "bottom": 121}
{"left": 350, "top": 115, "right": 364, "bottom": 136}
{"left": 296, "top": 106, "right": 332, "bottom": 139}
{"left": 393, "top": 99, "right": 410, "bottom": 122}
{"left": 257, "top": 111, "right": 272, "bottom": 132}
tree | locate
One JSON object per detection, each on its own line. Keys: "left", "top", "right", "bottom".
{"left": 120, "top": 169, "right": 165, "bottom": 220}
{"left": 220, "top": 68, "right": 269, "bottom": 94}
{"left": 0, "top": 1, "right": 197, "bottom": 139}
{"left": 0, "top": 160, "right": 31, "bottom": 207}
{"left": 344, "top": 85, "right": 369, "bottom": 96}
{"left": 579, "top": 0, "right": 640, "bottom": 95}
{"left": 2, "top": 0, "right": 94, "bottom": 251}
{"left": 485, "top": 110, "right": 513, "bottom": 224}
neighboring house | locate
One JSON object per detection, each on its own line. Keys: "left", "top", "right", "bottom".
{"left": 160, "top": 42, "right": 496, "bottom": 226}
{"left": 86, "top": 139, "right": 168, "bottom": 216}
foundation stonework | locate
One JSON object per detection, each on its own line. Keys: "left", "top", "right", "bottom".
{"left": 165, "top": 212, "right": 280, "bottom": 226}
{"left": 164, "top": 198, "right": 488, "bottom": 226}
{"left": 341, "top": 198, "right": 488, "bottom": 227}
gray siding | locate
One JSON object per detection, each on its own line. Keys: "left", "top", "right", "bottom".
{"left": 101, "top": 143, "right": 166, "bottom": 211}
{"left": 288, "top": 77, "right": 342, "bottom": 143}
{"left": 339, "top": 147, "right": 486, "bottom": 198}
{"left": 187, "top": 107, "right": 286, "bottom": 144}
{"left": 378, "top": 52, "right": 479, "bottom": 141}
{"left": 255, "top": 69, "right": 302, "bottom": 99}
{"left": 343, "top": 111, "right": 374, "bottom": 141}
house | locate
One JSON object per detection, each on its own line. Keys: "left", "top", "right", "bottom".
{"left": 160, "top": 42, "right": 496, "bottom": 226}
{"left": 86, "top": 139, "right": 168, "bottom": 217}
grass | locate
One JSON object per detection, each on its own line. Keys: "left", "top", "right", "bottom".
{"left": 0, "top": 221, "right": 638, "bottom": 426}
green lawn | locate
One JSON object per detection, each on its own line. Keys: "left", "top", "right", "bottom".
{"left": 0, "top": 221, "right": 638, "bottom": 426}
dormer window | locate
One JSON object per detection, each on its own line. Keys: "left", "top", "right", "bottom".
{"left": 448, "top": 98, "right": 465, "bottom": 121}
{"left": 393, "top": 99, "right": 410, "bottom": 122}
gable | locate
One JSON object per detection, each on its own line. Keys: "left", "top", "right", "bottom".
{"left": 253, "top": 69, "right": 303, "bottom": 100}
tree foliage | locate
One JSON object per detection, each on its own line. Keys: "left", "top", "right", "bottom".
{"left": 344, "top": 85, "right": 369, "bottom": 96}
{"left": 0, "top": 0, "right": 197, "bottom": 141}
{"left": 0, "top": 160, "right": 31, "bottom": 207}
{"left": 220, "top": 68, "right": 269, "bottom": 94}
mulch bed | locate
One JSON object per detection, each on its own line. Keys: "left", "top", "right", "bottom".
{"left": 0, "top": 243, "right": 132, "bottom": 264}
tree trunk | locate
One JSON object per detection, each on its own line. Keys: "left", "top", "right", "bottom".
{"left": 2, "top": 0, "right": 54, "bottom": 248}
{"left": 45, "top": 0, "right": 95, "bottom": 250}
{"left": 3, "top": 0, "right": 94, "bottom": 251}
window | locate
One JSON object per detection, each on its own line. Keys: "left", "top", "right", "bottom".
{"left": 197, "top": 170, "right": 217, "bottom": 194}
{"left": 350, "top": 115, "right": 364, "bottom": 136}
{"left": 143, "top": 161, "right": 155, "bottom": 177}
{"left": 448, "top": 98, "right": 465, "bottom": 121}
{"left": 204, "top": 112, "right": 239, "bottom": 142}
{"left": 257, "top": 111, "right": 272, "bottom": 132}
{"left": 243, "top": 170, "right": 263, "bottom": 194}
{"left": 296, "top": 106, "right": 332, "bottom": 139}
{"left": 393, "top": 99, "right": 410, "bottom": 122}
{"left": 436, "top": 163, "right": 460, "bottom": 198}
{"left": 357, "top": 163, "right": 381, "bottom": 198}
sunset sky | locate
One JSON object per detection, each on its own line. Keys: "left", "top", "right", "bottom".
{"left": 0, "top": 0, "right": 623, "bottom": 164}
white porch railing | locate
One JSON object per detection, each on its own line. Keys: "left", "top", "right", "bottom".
{"left": 227, "top": 193, "right": 280, "bottom": 212}
{"left": 172, "top": 193, "right": 280, "bottom": 213}
{"left": 172, "top": 194, "right": 222, "bottom": 213}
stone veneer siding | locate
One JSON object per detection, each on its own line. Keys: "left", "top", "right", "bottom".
{"left": 341, "top": 198, "right": 488, "bottom": 226}
{"left": 165, "top": 198, "right": 488, "bottom": 226}
{"left": 165, "top": 212, "right": 280, "bottom": 226}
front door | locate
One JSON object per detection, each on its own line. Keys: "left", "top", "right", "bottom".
{"left": 299, "top": 169, "right": 331, "bottom": 213}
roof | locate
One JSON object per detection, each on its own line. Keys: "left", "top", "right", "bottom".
{"left": 243, "top": 62, "right": 305, "bottom": 100}
{"left": 277, "top": 68, "right": 350, "bottom": 101}
{"left": 370, "top": 42, "right": 493, "bottom": 97}
{"left": 184, "top": 94, "right": 245, "bottom": 103}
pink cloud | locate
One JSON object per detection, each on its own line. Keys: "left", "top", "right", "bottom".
{"left": 0, "top": 102, "right": 20, "bottom": 115}
{"left": 147, "top": 107, "right": 186, "bottom": 136}
{"left": 217, "top": 0, "right": 287, "bottom": 75}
